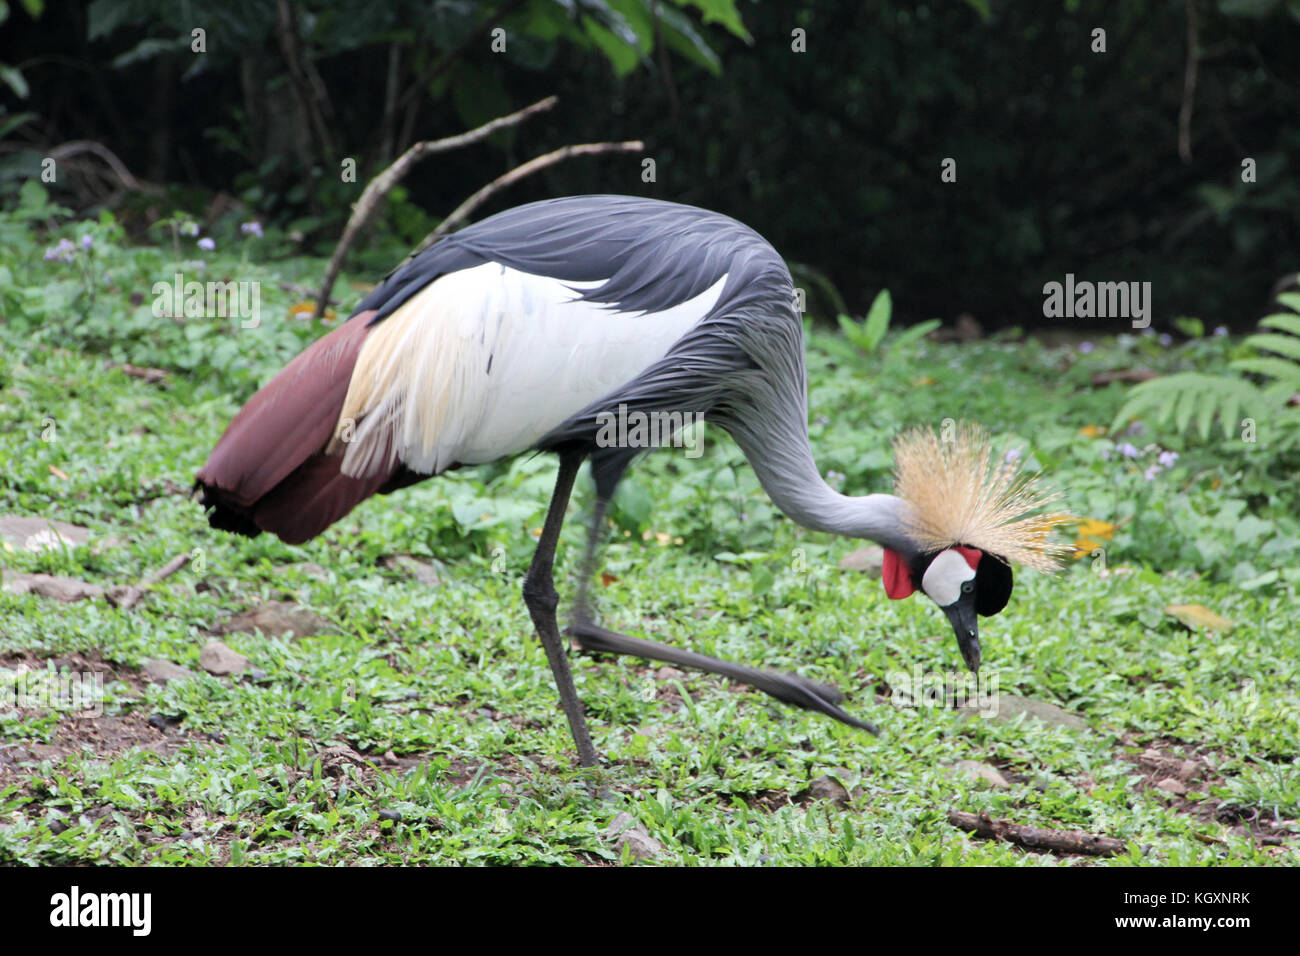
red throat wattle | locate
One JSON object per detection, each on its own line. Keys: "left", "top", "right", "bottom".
{"left": 882, "top": 546, "right": 982, "bottom": 600}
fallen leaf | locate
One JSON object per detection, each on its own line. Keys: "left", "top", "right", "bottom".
{"left": 48, "top": 465, "right": 70, "bottom": 481}
{"left": 1166, "top": 604, "right": 1235, "bottom": 632}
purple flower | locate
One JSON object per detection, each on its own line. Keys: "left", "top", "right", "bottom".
{"left": 1079, "top": 341, "right": 1095, "bottom": 353}
{"left": 240, "top": 221, "right": 263, "bottom": 238}
{"left": 1125, "top": 421, "right": 1146, "bottom": 437}
{"left": 1143, "top": 464, "right": 1162, "bottom": 481}
{"left": 1158, "top": 333, "right": 1172, "bottom": 346}
{"left": 197, "top": 237, "right": 215, "bottom": 251}
{"left": 1213, "top": 326, "right": 1228, "bottom": 336}
{"left": 43, "top": 238, "right": 76, "bottom": 263}
{"left": 1004, "top": 448, "right": 1022, "bottom": 464}
{"left": 80, "top": 234, "right": 93, "bottom": 250}
{"left": 1116, "top": 442, "right": 1140, "bottom": 459}
{"left": 1157, "top": 450, "right": 1179, "bottom": 468}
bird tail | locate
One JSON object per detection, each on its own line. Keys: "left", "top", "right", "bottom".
{"left": 194, "top": 311, "right": 422, "bottom": 545}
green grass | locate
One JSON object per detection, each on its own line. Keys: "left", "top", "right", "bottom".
{"left": 0, "top": 204, "right": 1298, "bottom": 865}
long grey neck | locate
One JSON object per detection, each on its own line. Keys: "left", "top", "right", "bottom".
{"left": 709, "top": 298, "right": 921, "bottom": 561}
{"left": 725, "top": 415, "right": 921, "bottom": 561}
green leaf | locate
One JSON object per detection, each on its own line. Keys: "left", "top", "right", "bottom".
{"left": 0, "top": 64, "right": 28, "bottom": 99}
{"left": 1242, "top": 332, "right": 1300, "bottom": 362}
{"left": 677, "top": 0, "right": 751, "bottom": 41}
{"left": 582, "top": 15, "right": 641, "bottom": 76}
{"left": 889, "top": 318, "right": 941, "bottom": 352}
{"left": 1257, "top": 312, "right": 1300, "bottom": 337}
{"left": 656, "top": 4, "right": 721, "bottom": 74}
{"left": 1273, "top": 292, "right": 1300, "bottom": 314}
{"left": 1230, "top": 356, "right": 1300, "bottom": 388}
{"left": 863, "top": 289, "right": 892, "bottom": 349}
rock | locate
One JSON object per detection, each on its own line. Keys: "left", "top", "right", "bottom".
{"left": 947, "top": 760, "right": 1010, "bottom": 788}
{"left": 1155, "top": 778, "right": 1188, "bottom": 796}
{"left": 142, "top": 659, "right": 197, "bottom": 684}
{"left": 316, "top": 745, "right": 371, "bottom": 777}
{"left": 655, "top": 667, "right": 685, "bottom": 682}
{"left": 0, "top": 516, "right": 90, "bottom": 551}
{"left": 838, "top": 546, "right": 884, "bottom": 573}
{"left": 3, "top": 572, "right": 103, "bottom": 602}
{"left": 378, "top": 554, "right": 442, "bottom": 586}
{"left": 377, "top": 808, "right": 401, "bottom": 822}
{"left": 957, "top": 695, "right": 1088, "bottom": 730}
{"left": 605, "top": 813, "right": 663, "bottom": 860}
{"left": 273, "top": 562, "right": 330, "bottom": 581}
{"left": 805, "top": 774, "right": 850, "bottom": 805}
{"left": 1177, "top": 759, "right": 1201, "bottom": 781}
{"left": 955, "top": 313, "right": 983, "bottom": 341}
{"left": 105, "top": 584, "right": 145, "bottom": 608}
{"left": 199, "top": 641, "right": 248, "bottom": 675}
{"left": 220, "top": 601, "right": 330, "bottom": 638}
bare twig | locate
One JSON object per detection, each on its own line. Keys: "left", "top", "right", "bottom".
{"left": 1178, "top": 0, "right": 1199, "bottom": 164}
{"left": 412, "top": 139, "right": 645, "bottom": 256}
{"left": 948, "top": 811, "right": 1127, "bottom": 857}
{"left": 46, "top": 140, "right": 163, "bottom": 195}
{"left": 105, "top": 361, "right": 169, "bottom": 386}
{"left": 107, "top": 551, "right": 193, "bottom": 610}
{"left": 313, "top": 96, "right": 559, "bottom": 317}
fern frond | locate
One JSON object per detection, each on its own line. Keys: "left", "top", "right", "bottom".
{"left": 1259, "top": 312, "right": 1300, "bottom": 337}
{"left": 1113, "top": 373, "right": 1263, "bottom": 440}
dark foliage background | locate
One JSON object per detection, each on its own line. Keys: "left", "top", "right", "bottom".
{"left": 2, "top": 0, "right": 1298, "bottom": 327}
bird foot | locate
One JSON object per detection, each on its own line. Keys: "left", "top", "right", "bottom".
{"left": 566, "top": 619, "right": 878, "bottom": 734}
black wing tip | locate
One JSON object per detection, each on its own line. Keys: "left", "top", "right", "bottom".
{"left": 194, "top": 480, "right": 263, "bottom": 539}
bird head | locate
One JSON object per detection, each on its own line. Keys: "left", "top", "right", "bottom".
{"left": 883, "top": 423, "right": 1069, "bottom": 672}
{"left": 882, "top": 544, "right": 1012, "bottom": 672}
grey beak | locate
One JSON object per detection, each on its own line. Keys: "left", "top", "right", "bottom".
{"left": 943, "top": 599, "right": 981, "bottom": 672}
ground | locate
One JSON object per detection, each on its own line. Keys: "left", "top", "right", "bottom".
{"left": 1, "top": 257, "right": 1297, "bottom": 864}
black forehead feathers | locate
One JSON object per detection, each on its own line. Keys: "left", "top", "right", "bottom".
{"left": 974, "top": 552, "right": 1013, "bottom": 617}
{"left": 913, "top": 547, "right": 1013, "bottom": 616}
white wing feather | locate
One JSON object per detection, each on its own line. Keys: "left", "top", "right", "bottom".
{"left": 335, "top": 261, "right": 726, "bottom": 477}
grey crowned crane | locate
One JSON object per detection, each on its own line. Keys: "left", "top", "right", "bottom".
{"left": 196, "top": 195, "right": 1067, "bottom": 766}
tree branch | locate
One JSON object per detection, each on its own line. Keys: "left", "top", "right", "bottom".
{"left": 411, "top": 139, "right": 645, "bottom": 256}
{"left": 312, "top": 96, "right": 560, "bottom": 316}
{"left": 948, "top": 811, "right": 1127, "bottom": 857}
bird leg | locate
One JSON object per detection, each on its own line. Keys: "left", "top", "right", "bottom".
{"left": 522, "top": 450, "right": 600, "bottom": 767}
{"left": 566, "top": 495, "right": 878, "bottom": 734}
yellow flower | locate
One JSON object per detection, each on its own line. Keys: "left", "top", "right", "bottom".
{"left": 1078, "top": 424, "right": 1106, "bottom": 438}
{"left": 1070, "top": 517, "right": 1116, "bottom": 559}
{"left": 1075, "top": 518, "right": 1116, "bottom": 539}
{"left": 912, "top": 375, "right": 936, "bottom": 387}
{"left": 288, "top": 300, "right": 335, "bottom": 321}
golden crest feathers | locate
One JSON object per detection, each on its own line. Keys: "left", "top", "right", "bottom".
{"left": 892, "top": 422, "right": 1070, "bottom": 572}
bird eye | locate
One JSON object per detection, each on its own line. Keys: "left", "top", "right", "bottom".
{"left": 961, "top": 581, "right": 974, "bottom": 595}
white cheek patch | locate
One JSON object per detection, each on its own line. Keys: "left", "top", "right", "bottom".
{"left": 921, "top": 549, "right": 976, "bottom": 608}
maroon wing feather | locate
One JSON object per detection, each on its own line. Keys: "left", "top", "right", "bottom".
{"left": 195, "top": 312, "right": 422, "bottom": 544}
